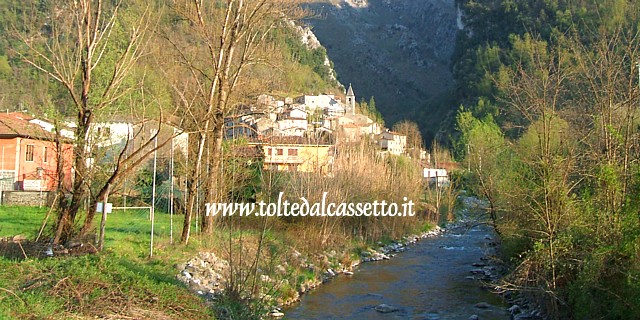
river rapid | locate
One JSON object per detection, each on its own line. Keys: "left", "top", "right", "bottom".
{"left": 284, "top": 200, "right": 511, "bottom": 320}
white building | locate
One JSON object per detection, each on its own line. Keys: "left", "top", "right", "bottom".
{"left": 297, "top": 94, "right": 345, "bottom": 116}
{"left": 378, "top": 131, "right": 407, "bottom": 155}
{"left": 275, "top": 106, "right": 308, "bottom": 137}
{"left": 28, "top": 118, "right": 75, "bottom": 139}
{"left": 89, "top": 121, "right": 134, "bottom": 148}
{"left": 423, "top": 168, "right": 449, "bottom": 186}
{"left": 277, "top": 117, "right": 308, "bottom": 137}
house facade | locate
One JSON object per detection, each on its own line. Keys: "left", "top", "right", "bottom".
{"left": 378, "top": 130, "right": 407, "bottom": 155}
{"left": 423, "top": 168, "right": 449, "bottom": 186}
{"left": 253, "top": 137, "right": 334, "bottom": 173}
{"left": 0, "top": 112, "right": 73, "bottom": 191}
{"left": 296, "top": 94, "right": 345, "bottom": 116}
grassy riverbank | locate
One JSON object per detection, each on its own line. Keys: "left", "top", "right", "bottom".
{"left": 0, "top": 207, "right": 214, "bottom": 319}
{"left": 0, "top": 204, "right": 440, "bottom": 319}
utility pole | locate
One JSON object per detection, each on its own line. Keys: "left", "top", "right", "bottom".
{"left": 150, "top": 130, "right": 158, "bottom": 258}
{"left": 170, "top": 134, "right": 174, "bottom": 244}
{"left": 467, "top": 143, "right": 470, "bottom": 172}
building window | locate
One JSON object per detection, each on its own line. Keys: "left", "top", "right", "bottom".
{"left": 276, "top": 148, "right": 283, "bottom": 156}
{"left": 267, "top": 148, "right": 272, "bottom": 156}
{"left": 26, "top": 144, "right": 34, "bottom": 162}
{"left": 43, "top": 147, "right": 48, "bottom": 163}
{"left": 288, "top": 148, "right": 298, "bottom": 156}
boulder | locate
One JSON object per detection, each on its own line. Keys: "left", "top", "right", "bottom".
{"left": 374, "top": 303, "right": 399, "bottom": 313}
{"left": 269, "top": 311, "right": 285, "bottom": 318}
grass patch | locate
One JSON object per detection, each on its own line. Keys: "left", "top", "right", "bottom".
{"left": 0, "top": 207, "right": 213, "bottom": 319}
{"left": 0, "top": 206, "right": 48, "bottom": 238}
{"left": 416, "top": 221, "right": 436, "bottom": 234}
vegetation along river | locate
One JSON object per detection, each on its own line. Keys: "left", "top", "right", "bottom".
{"left": 285, "top": 199, "right": 511, "bottom": 320}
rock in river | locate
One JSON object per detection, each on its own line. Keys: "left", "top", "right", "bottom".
{"left": 375, "top": 303, "right": 400, "bottom": 313}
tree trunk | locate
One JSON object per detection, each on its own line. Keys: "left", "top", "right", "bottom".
{"left": 181, "top": 130, "right": 208, "bottom": 244}
{"left": 97, "top": 184, "right": 111, "bottom": 251}
{"left": 203, "top": 119, "right": 225, "bottom": 233}
{"left": 54, "top": 116, "right": 90, "bottom": 244}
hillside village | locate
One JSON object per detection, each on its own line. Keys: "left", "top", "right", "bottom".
{"left": 223, "top": 85, "right": 432, "bottom": 174}
{"left": 0, "top": 85, "right": 450, "bottom": 206}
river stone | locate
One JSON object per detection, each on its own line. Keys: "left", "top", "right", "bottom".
{"left": 508, "top": 304, "right": 521, "bottom": 313}
{"left": 374, "top": 303, "right": 399, "bottom": 313}
{"left": 470, "top": 269, "right": 485, "bottom": 274}
{"left": 474, "top": 302, "right": 492, "bottom": 309}
{"left": 269, "top": 311, "right": 285, "bottom": 318}
{"left": 468, "top": 315, "right": 479, "bottom": 320}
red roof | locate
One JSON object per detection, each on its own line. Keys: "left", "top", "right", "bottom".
{"left": 0, "top": 112, "right": 56, "bottom": 140}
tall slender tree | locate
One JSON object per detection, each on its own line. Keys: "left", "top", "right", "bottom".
{"left": 167, "top": 0, "right": 303, "bottom": 243}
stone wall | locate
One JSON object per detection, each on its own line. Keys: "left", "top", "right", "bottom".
{"left": 1, "top": 191, "right": 55, "bottom": 206}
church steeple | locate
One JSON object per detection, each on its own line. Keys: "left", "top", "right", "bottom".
{"left": 346, "top": 83, "right": 355, "bottom": 115}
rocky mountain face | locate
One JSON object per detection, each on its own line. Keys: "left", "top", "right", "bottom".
{"left": 304, "top": 0, "right": 459, "bottom": 138}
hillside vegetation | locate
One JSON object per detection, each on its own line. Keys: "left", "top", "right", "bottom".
{"left": 0, "top": 0, "right": 340, "bottom": 114}
{"left": 452, "top": 0, "right": 640, "bottom": 318}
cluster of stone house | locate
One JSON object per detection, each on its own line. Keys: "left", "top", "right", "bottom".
{"left": 224, "top": 85, "right": 416, "bottom": 173}
{"left": 0, "top": 86, "right": 442, "bottom": 197}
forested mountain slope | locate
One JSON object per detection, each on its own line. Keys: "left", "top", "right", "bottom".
{"left": 304, "top": 0, "right": 459, "bottom": 140}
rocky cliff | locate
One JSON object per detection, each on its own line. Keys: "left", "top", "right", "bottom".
{"left": 304, "top": 0, "right": 459, "bottom": 138}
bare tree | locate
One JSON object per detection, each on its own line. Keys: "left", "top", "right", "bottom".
{"left": 17, "top": 0, "right": 156, "bottom": 244}
{"left": 167, "top": 0, "right": 304, "bottom": 243}
{"left": 392, "top": 120, "right": 424, "bottom": 159}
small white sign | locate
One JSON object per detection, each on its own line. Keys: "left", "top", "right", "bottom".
{"left": 96, "top": 202, "right": 113, "bottom": 213}
{"left": 23, "top": 179, "right": 43, "bottom": 191}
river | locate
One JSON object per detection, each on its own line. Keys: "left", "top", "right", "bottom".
{"left": 284, "top": 207, "right": 510, "bottom": 319}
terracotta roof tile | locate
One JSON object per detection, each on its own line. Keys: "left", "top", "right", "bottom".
{"left": 0, "top": 112, "right": 54, "bottom": 140}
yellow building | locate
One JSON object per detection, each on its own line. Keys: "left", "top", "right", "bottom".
{"left": 256, "top": 142, "right": 333, "bottom": 173}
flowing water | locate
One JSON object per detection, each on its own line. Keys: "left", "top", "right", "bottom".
{"left": 285, "top": 209, "right": 510, "bottom": 319}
